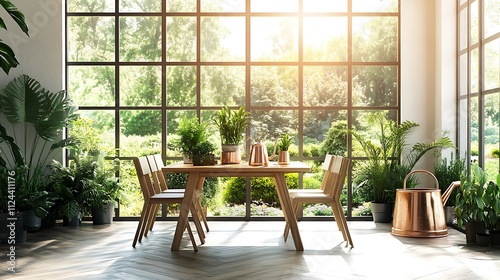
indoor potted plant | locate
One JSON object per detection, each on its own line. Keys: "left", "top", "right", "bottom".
{"left": 434, "top": 153, "right": 466, "bottom": 225}
{"left": 175, "top": 116, "right": 207, "bottom": 163}
{"left": 455, "top": 164, "right": 487, "bottom": 244}
{"left": 482, "top": 174, "right": 500, "bottom": 245}
{"left": 350, "top": 112, "right": 455, "bottom": 222}
{"left": 0, "top": 75, "right": 78, "bottom": 231}
{"left": 0, "top": 0, "right": 29, "bottom": 74}
{"left": 213, "top": 105, "right": 250, "bottom": 164}
{"left": 192, "top": 141, "right": 216, "bottom": 166}
{"left": 277, "top": 133, "right": 292, "bottom": 165}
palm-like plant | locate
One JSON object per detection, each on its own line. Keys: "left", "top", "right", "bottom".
{"left": 0, "top": 0, "right": 29, "bottom": 74}
{"left": 213, "top": 105, "right": 250, "bottom": 146}
{"left": 0, "top": 74, "right": 78, "bottom": 217}
{"left": 351, "top": 112, "right": 455, "bottom": 203}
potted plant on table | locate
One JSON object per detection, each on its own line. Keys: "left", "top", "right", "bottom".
{"left": 175, "top": 116, "right": 207, "bottom": 163}
{"left": 213, "top": 106, "right": 250, "bottom": 164}
{"left": 277, "top": 133, "right": 292, "bottom": 165}
{"left": 350, "top": 112, "right": 455, "bottom": 223}
{"left": 192, "top": 141, "right": 216, "bottom": 166}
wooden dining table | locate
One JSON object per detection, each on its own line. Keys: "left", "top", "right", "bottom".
{"left": 162, "top": 161, "right": 311, "bottom": 251}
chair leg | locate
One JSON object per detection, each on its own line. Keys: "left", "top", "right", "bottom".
{"left": 330, "top": 203, "right": 347, "bottom": 242}
{"left": 134, "top": 202, "right": 151, "bottom": 246}
{"left": 195, "top": 195, "right": 209, "bottom": 232}
{"left": 144, "top": 204, "right": 159, "bottom": 237}
{"left": 335, "top": 202, "right": 353, "bottom": 248}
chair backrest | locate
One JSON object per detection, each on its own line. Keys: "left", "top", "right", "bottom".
{"left": 322, "top": 155, "right": 350, "bottom": 199}
{"left": 146, "top": 155, "right": 166, "bottom": 193}
{"left": 153, "top": 154, "right": 165, "bottom": 168}
{"left": 133, "top": 156, "right": 156, "bottom": 199}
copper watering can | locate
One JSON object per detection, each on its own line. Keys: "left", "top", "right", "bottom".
{"left": 248, "top": 139, "right": 278, "bottom": 166}
{"left": 391, "top": 170, "right": 460, "bottom": 238}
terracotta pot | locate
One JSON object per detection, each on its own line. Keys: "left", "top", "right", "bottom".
{"left": 221, "top": 144, "right": 241, "bottom": 164}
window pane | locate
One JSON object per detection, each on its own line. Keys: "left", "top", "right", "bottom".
{"left": 68, "top": 66, "right": 115, "bottom": 106}
{"left": 484, "top": 39, "right": 500, "bottom": 91}
{"left": 68, "top": 0, "right": 114, "bottom": 12}
{"left": 485, "top": 93, "right": 500, "bottom": 178}
{"left": 251, "top": 0, "right": 298, "bottom": 12}
{"left": 303, "top": 110, "right": 347, "bottom": 156}
{"left": 471, "top": 0, "right": 479, "bottom": 45}
{"left": 352, "top": 16, "right": 398, "bottom": 62}
{"left": 459, "top": 8, "right": 468, "bottom": 51}
{"left": 201, "top": 0, "right": 245, "bottom": 12}
{"left": 68, "top": 17, "right": 114, "bottom": 62}
{"left": 251, "top": 66, "right": 298, "bottom": 107}
{"left": 167, "top": 66, "right": 197, "bottom": 107}
{"left": 459, "top": 99, "right": 468, "bottom": 155}
{"left": 120, "top": 17, "right": 162, "bottom": 62}
{"left": 167, "top": 17, "right": 196, "bottom": 62}
{"left": 167, "top": 0, "right": 196, "bottom": 12}
{"left": 201, "top": 66, "right": 245, "bottom": 106}
{"left": 484, "top": 0, "right": 500, "bottom": 39}
{"left": 352, "top": 0, "right": 398, "bottom": 12}
{"left": 120, "top": 110, "right": 162, "bottom": 156}
{"left": 353, "top": 66, "right": 398, "bottom": 107}
{"left": 250, "top": 110, "right": 298, "bottom": 141}
{"left": 459, "top": 53, "right": 468, "bottom": 96}
{"left": 251, "top": 17, "right": 298, "bottom": 61}
{"left": 471, "top": 48, "right": 479, "bottom": 93}
{"left": 470, "top": 97, "right": 479, "bottom": 159}
{"left": 118, "top": 159, "right": 142, "bottom": 217}
{"left": 72, "top": 110, "right": 115, "bottom": 154}
{"left": 303, "top": 17, "right": 348, "bottom": 62}
{"left": 303, "top": 66, "right": 347, "bottom": 107}
{"left": 351, "top": 110, "right": 397, "bottom": 157}
{"left": 120, "top": 0, "right": 161, "bottom": 12}
{"left": 201, "top": 17, "right": 245, "bottom": 62}
{"left": 120, "top": 66, "right": 162, "bottom": 106}
{"left": 303, "top": 0, "right": 347, "bottom": 12}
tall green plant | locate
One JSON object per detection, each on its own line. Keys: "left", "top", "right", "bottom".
{"left": 213, "top": 105, "right": 250, "bottom": 145}
{"left": 0, "top": 0, "right": 29, "bottom": 74}
{"left": 351, "top": 112, "right": 455, "bottom": 203}
{"left": 0, "top": 74, "right": 78, "bottom": 216}
{"left": 434, "top": 153, "right": 466, "bottom": 206}
{"left": 455, "top": 164, "right": 488, "bottom": 228}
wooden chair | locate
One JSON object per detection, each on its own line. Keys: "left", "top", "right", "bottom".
{"left": 149, "top": 154, "right": 209, "bottom": 233}
{"left": 132, "top": 156, "right": 199, "bottom": 251}
{"left": 284, "top": 154, "right": 353, "bottom": 248}
{"left": 146, "top": 155, "right": 206, "bottom": 244}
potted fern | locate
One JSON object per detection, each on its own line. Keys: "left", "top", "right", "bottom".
{"left": 192, "top": 141, "right": 216, "bottom": 166}
{"left": 175, "top": 117, "right": 207, "bottom": 163}
{"left": 213, "top": 106, "right": 250, "bottom": 164}
{"left": 350, "top": 112, "right": 455, "bottom": 223}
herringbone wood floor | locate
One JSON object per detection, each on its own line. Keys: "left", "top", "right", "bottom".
{"left": 1, "top": 220, "right": 499, "bottom": 279}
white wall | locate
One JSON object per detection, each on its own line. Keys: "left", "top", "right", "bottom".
{"left": 0, "top": 0, "right": 64, "bottom": 92}
{"left": 401, "top": 0, "right": 457, "bottom": 171}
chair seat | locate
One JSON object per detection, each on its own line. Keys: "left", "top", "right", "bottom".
{"left": 289, "top": 192, "right": 332, "bottom": 204}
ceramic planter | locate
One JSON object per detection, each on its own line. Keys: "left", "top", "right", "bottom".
{"left": 221, "top": 144, "right": 241, "bottom": 164}
{"left": 371, "top": 202, "right": 393, "bottom": 223}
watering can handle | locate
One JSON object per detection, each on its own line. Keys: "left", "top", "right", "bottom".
{"left": 403, "top": 170, "right": 439, "bottom": 190}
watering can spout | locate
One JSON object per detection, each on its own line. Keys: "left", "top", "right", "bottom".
{"left": 441, "top": 181, "right": 461, "bottom": 205}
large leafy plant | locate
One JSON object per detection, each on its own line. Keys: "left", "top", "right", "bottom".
{"left": 0, "top": 0, "right": 29, "bottom": 74}
{"left": 0, "top": 74, "right": 78, "bottom": 217}
{"left": 351, "top": 112, "right": 455, "bottom": 203}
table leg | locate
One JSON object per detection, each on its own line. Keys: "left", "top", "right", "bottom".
{"left": 274, "top": 173, "right": 304, "bottom": 251}
{"left": 171, "top": 172, "right": 200, "bottom": 251}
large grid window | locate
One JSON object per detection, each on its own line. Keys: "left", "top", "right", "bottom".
{"left": 66, "top": 0, "right": 400, "bottom": 220}
{"left": 458, "top": 0, "right": 500, "bottom": 178}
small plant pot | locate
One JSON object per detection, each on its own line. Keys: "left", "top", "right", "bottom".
{"left": 193, "top": 154, "right": 216, "bottom": 166}
{"left": 476, "top": 233, "right": 491, "bottom": 246}
{"left": 221, "top": 144, "right": 241, "bottom": 164}
{"left": 278, "top": 150, "right": 290, "bottom": 165}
